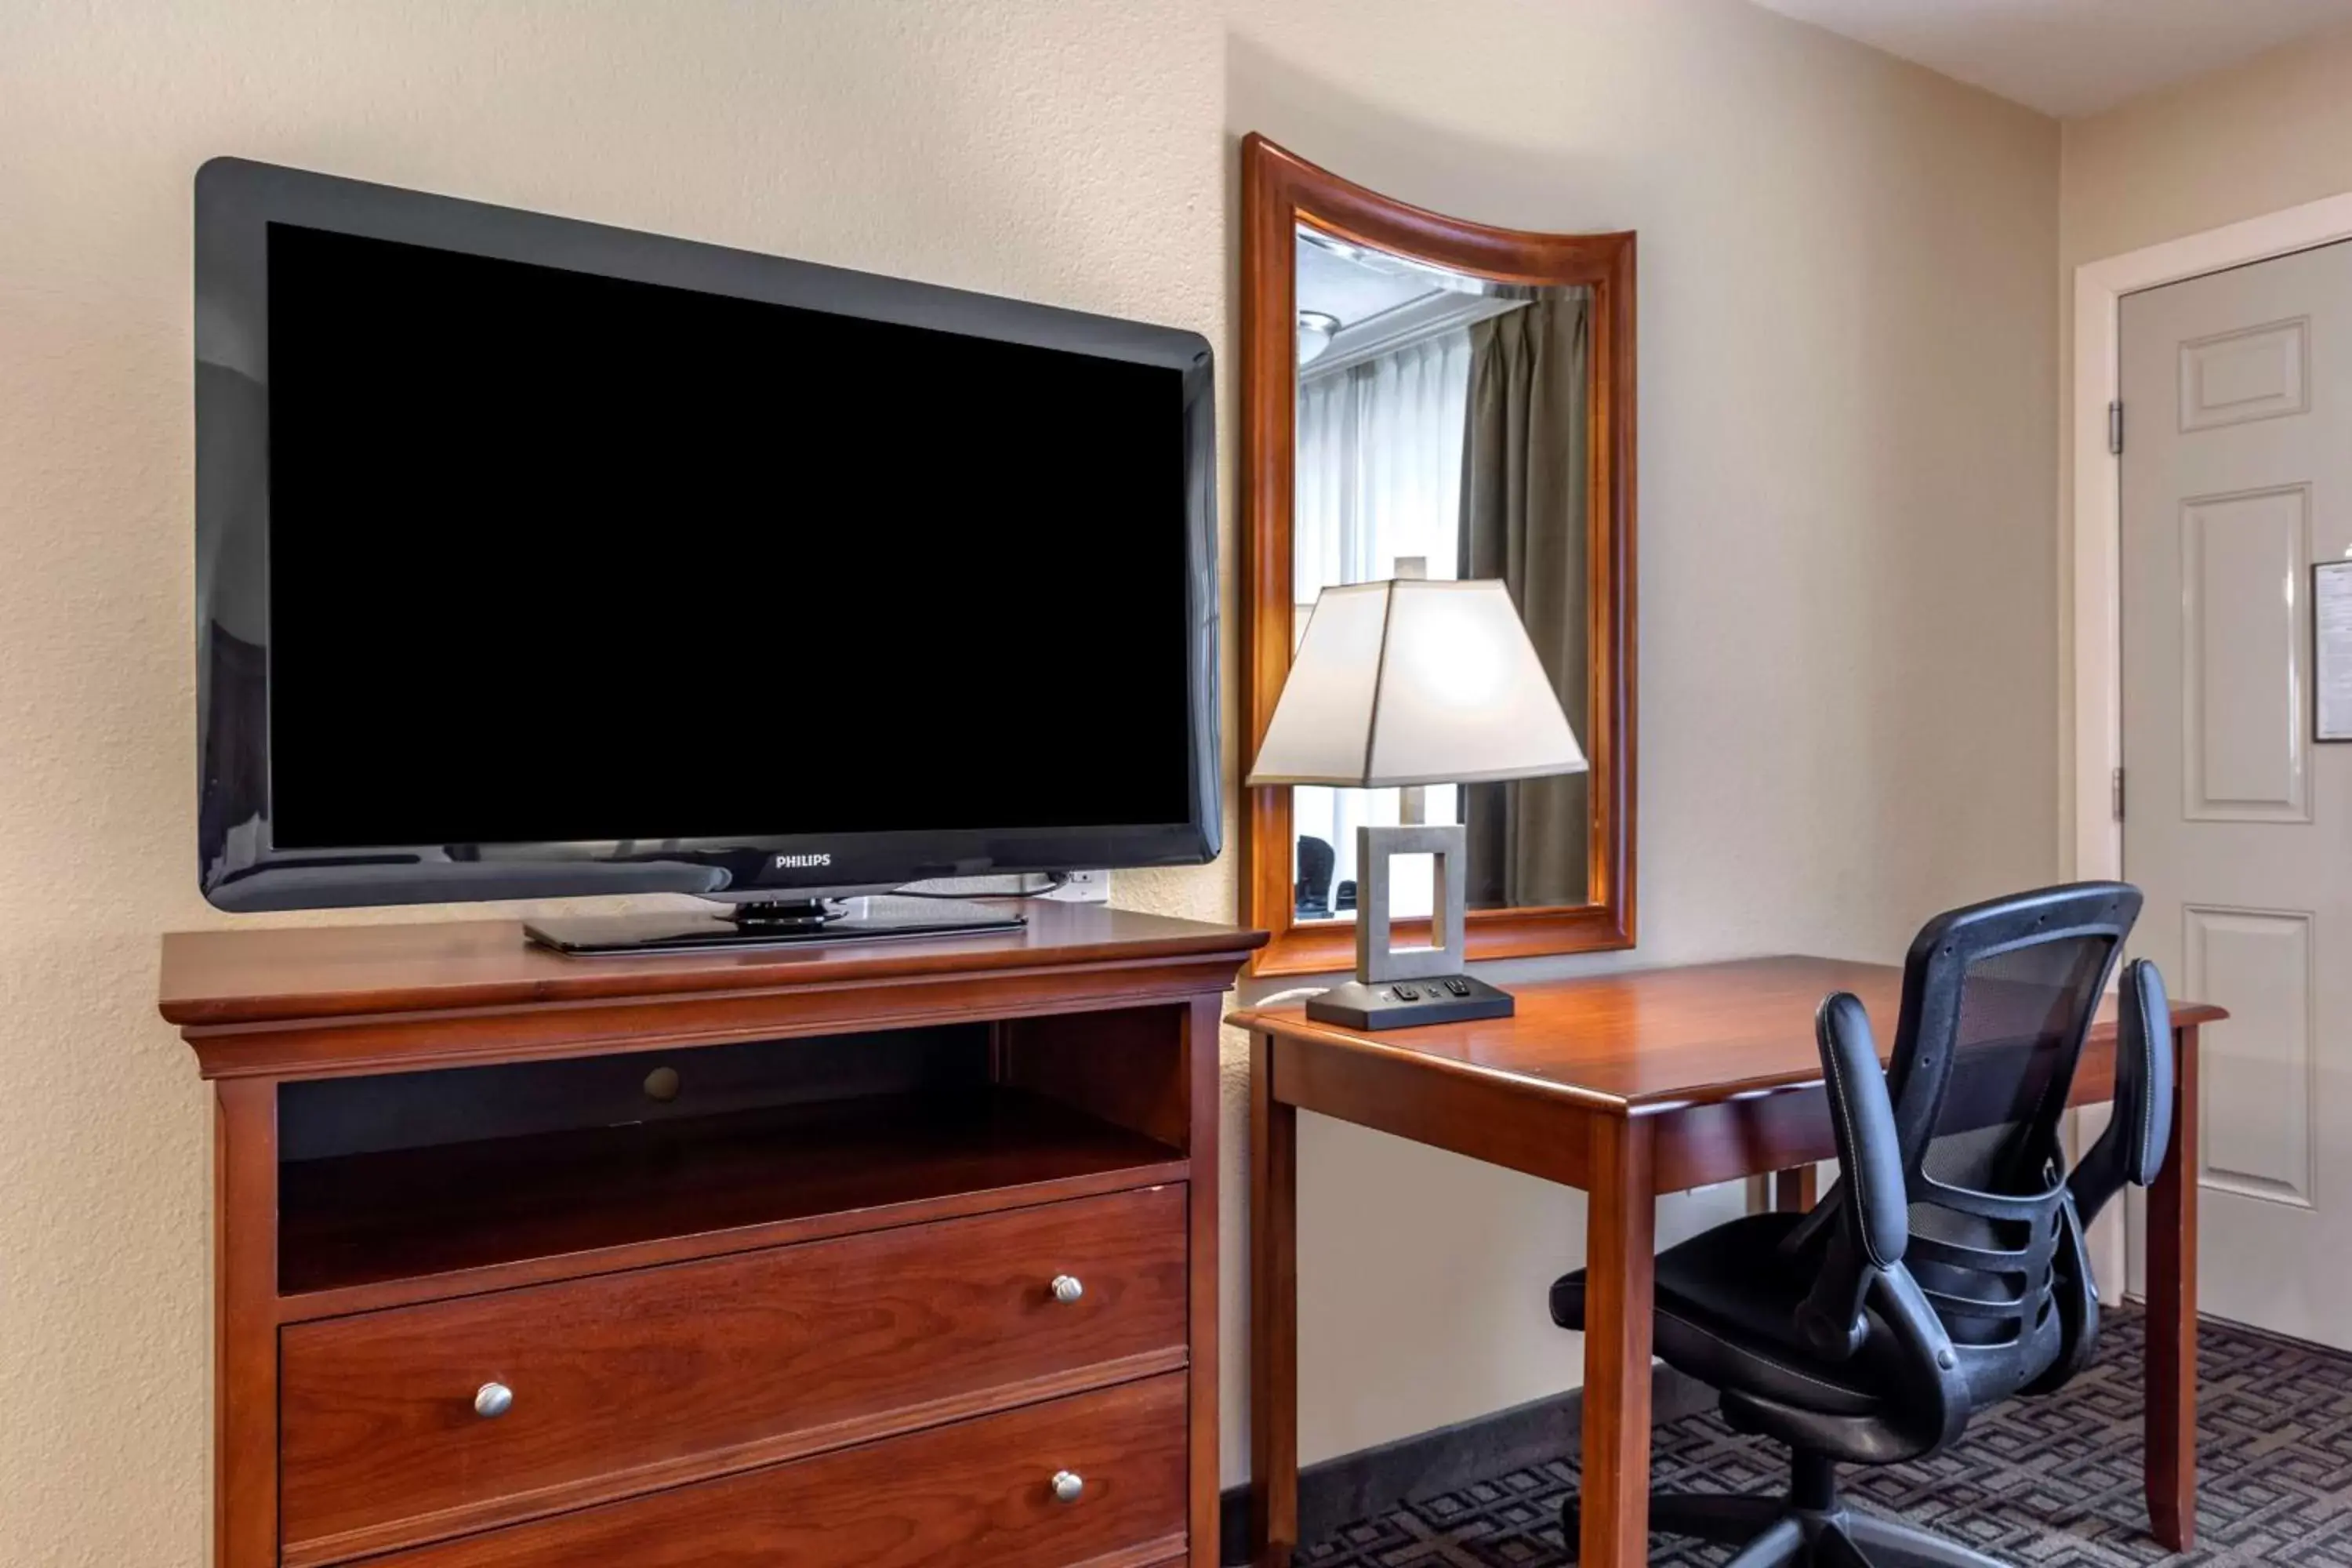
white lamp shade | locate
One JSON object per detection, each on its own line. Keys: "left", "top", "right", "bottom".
{"left": 1247, "top": 579, "right": 1588, "bottom": 788}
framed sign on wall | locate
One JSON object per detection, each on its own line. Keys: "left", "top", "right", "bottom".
{"left": 2315, "top": 559, "right": 2352, "bottom": 742}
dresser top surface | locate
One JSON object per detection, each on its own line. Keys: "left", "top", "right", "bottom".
{"left": 161, "top": 903, "right": 1265, "bottom": 1029}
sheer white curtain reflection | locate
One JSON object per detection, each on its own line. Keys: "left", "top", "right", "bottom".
{"left": 1290, "top": 329, "right": 1471, "bottom": 921}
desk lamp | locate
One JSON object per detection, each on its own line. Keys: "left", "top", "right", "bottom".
{"left": 1247, "top": 579, "right": 1587, "bottom": 1029}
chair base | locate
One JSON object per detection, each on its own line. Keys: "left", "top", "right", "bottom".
{"left": 1559, "top": 1452, "right": 2009, "bottom": 1567}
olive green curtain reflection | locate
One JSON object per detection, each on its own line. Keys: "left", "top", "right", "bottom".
{"left": 1458, "top": 292, "right": 1591, "bottom": 909}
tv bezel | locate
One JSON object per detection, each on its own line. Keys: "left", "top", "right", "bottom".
{"left": 194, "top": 157, "right": 1220, "bottom": 913}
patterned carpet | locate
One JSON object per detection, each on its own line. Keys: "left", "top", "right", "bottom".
{"left": 1296, "top": 1309, "right": 2352, "bottom": 1566}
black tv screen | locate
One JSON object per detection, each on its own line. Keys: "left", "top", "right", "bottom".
{"left": 194, "top": 160, "right": 1218, "bottom": 911}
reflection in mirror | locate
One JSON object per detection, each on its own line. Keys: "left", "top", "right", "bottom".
{"left": 1290, "top": 226, "right": 1592, "bottom": 924}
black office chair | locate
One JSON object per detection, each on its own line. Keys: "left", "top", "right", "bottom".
{"left": 1552, "top": 884, "right": 2174, "bottom": 1566}
{"left": 1297, "top": 836, "right": 1336, "bottom": 920}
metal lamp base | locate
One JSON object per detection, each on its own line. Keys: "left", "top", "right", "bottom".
{"left": 1307, "top": 973, "right": 1515, "bottom": 1030}
{"left": 1320, "top": 821, "right": 1514, "bottom": 1031}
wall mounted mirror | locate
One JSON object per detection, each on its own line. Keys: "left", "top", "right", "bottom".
{"left": 1240, "top": 134, "right": 1636, "bottom": 976}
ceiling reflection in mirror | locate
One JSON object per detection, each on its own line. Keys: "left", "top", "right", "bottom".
{"left": 1290, "top": 225, "right": 1594, "bottom": 926}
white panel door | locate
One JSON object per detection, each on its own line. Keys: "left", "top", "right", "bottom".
{"left": 2121, "top": 238, "right": 2352, "bottom": 1347}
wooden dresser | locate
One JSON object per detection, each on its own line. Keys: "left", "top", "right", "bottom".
{"left": 159, "top": 905, "right": 1263, "bottom": 1568}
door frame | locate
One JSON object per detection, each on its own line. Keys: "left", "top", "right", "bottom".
{"left": 2070, "top": 187, "right": 2352, "bottom": 1290}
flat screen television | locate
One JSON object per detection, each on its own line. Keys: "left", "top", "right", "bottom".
{"left": 194, "top": 158, "right": 1218, "bottom": 941}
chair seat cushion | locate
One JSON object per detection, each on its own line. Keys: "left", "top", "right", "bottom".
{"left": 1550, "top": 1212, "right": 1908, "bottom": 1418}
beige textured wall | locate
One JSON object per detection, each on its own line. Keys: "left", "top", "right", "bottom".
{"left": 1225, "top": 2, "right": 2060, "bottom": 1472}
{"left": 2054, "top": 22, "right": 2352, "bottom": 845}
{"left": 0, "top": 2, "right": 2056, "bottom": 1559}
{"left": 2063, "top": 22, "right": 2352, "bottom": 268}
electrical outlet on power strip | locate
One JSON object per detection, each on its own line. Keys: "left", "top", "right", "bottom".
{"left": 1044, "top": 869, "right": 1111, "bottom": 903}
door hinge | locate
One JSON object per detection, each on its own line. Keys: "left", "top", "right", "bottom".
{"left": 2112, "top": 766, "right": 2126, "bottom": 823}
{"left": 2108, "top": 400, "right": 2124, "bottom": 456}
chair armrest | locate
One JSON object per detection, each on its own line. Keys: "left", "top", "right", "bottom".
{"left": 2068, "top": 958, "right": 2173, "bottom": 1229}
{"left": 1795, "top": 992, "right": 1908, "bottom": 1359}
{"left": 1871, "top": 1260, "right": 1973, "bottom": 1454}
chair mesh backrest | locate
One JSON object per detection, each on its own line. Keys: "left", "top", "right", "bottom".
{"left": 1883, "top": 885, "right": 2139, "bottom": 1348}
{"left": 1297, "top": 836, "right": 1335, "bottom": 899}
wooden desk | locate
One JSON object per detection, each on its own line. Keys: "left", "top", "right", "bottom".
{"left": 1232, "top": 955, "right": 2225, "bottom": 1568}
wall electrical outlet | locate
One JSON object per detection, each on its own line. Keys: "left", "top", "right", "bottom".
{"left": 1046, "top": 869, "right": 1112, "bottom": 903}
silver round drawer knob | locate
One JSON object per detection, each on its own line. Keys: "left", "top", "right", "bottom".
{"left": 474, "top": 1381, "right": 514, "bottom": 1419}
{"left": 1051, "top": 1469, "right": 1085, "bottom": 1504}
{"left": 1049, "top": 1274, "right": 1084, "bottom": 1305}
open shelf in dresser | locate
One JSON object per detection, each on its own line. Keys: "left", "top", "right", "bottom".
{"left": 280, "top": 1083, "right": 1187, "bottom": 1299}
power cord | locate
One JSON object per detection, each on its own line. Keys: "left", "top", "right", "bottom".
{"left": 888, "top": 873, "right": 1073, "bottom": 901}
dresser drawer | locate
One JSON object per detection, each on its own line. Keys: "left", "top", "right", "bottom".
{"left": 360, "top": 1373, "right": 1189, "bottom": 1568}
{"left": 281, "top": 1185, "right": 1187, "bottom": 1563}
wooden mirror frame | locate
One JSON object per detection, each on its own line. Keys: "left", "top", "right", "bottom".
{"left": 1240, "top": 133, "right": 1637, "bottom": 978}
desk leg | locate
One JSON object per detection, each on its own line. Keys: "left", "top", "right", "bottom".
{"left": 1250, "top": 1031, "right": 1299, "bottom": 1567}
{"left": 1772, "top": 1166, "right": 1817, "bottom": 1213}
{"left": 2145, "top": 1022, "right": 2201, "bottom": 1552}
{"left": 1581, "top": 1113, "right": 1657, "bottom": 1568}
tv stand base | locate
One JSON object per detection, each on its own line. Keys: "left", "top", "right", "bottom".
{"left": 524, "top": 895, "right": 1025, "bottom": 956}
